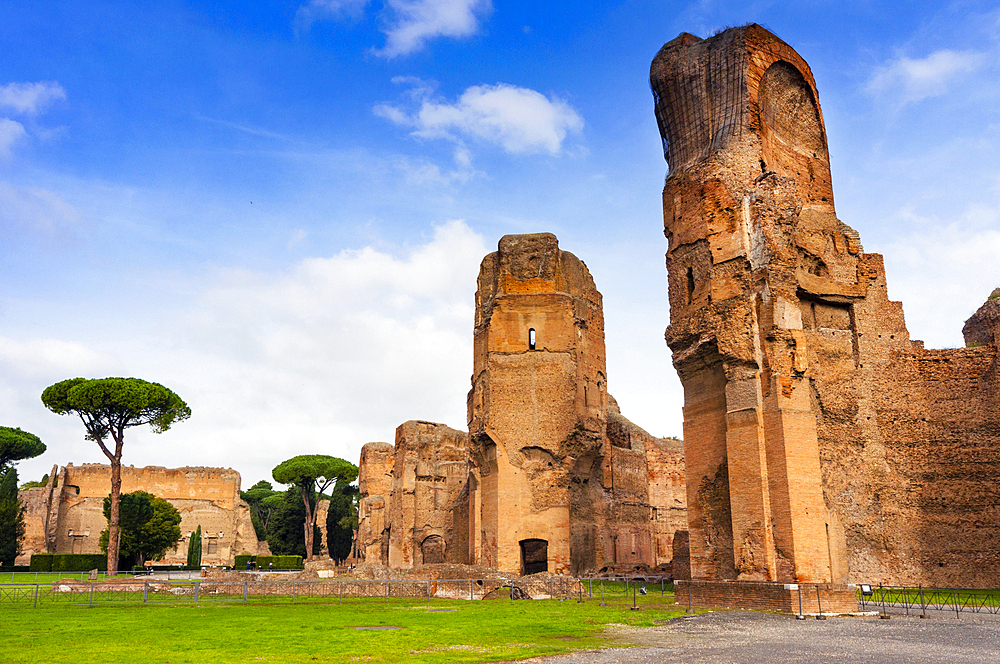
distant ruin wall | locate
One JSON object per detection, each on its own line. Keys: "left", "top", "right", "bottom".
{"left": 652, "top": 24, "right": 1000, "bottom": 587}
{"left": 19, "top": 463, "right": 261, "bottom": 565}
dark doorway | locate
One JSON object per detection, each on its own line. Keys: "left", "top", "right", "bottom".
{"left": 421, "top": 534, "right": 446, "bottom": 564}
{"left": 520, "top": 538, "right": 548, "bottom": 575}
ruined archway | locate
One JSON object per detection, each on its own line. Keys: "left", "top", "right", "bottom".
{"left": 420, "top": 534, "right": 446, "bottom": 564}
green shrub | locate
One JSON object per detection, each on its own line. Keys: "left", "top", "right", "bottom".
{"left": 30, "top": 554, "right": 53, "bottom": 572}
{"left": 265, "top": 555, "right": 303, "bottom": 570}
{"left": 0, "top": 565, "right": 30, "bottom": 572}
{"left": 30, "top": 553, "right": 107, "bottom": 572}
{"left": 52, "top": 554, "right": 107, "bottom": 572}
{"left": 233, "top": 554, "right": 303, "bottom": 570}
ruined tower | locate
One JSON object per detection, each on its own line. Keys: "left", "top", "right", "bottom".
{"left": 354, "top": 233, "right": 689, "bottom": 576}
{"left": 651, "top": 25, "right": 1000, "bottom": 590}
{"left": 467, "top": 233, "right": 607, "bottom": 575}
{"left": 651, "top": 26, "right": 856, "bottom": 584}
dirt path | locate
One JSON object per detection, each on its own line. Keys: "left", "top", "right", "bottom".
{"left": 500, "top": 611, "right": 1000, "bottom": 664}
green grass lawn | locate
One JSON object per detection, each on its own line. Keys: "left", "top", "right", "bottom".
{"left": 0, "top": 592, "right": 685, "bottom": 663}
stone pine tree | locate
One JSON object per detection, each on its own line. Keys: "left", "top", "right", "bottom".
{"left": 0, "top": 426, "right": 46, "bottom": 471}
{"left": 0, "top": 468, "right": 26, "bottom": 566}
{"left": 186, "top": 525, "right": 202, "bottom": 569}
{"left": 41, "top": 377, "right": 190, "bottom": 574}
{"left": 272, "top": 455, "right": 358, "bottom": 562}
{"left": 0, "top": 426, "right": 44, "bottom": 567}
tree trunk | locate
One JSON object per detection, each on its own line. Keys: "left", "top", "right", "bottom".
{"left": 108, "top": 459, "right": 122, "bottom": 575}
{"left": 301, "top": 486, "right": 314, "bottom": 562}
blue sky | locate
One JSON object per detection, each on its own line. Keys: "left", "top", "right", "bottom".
{"left": 3, "top": 0, "right": 1000, "bottom": 489}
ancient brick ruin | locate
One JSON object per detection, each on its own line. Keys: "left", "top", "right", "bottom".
{"left": 651, "top": 25, "right": 999, "bottom": 588}
{"left": 356, "top": 234, "right": 687, "bottom": 576}
{"left": 385, "top": 420, "right": 470, "bottom": 568}
{"left": 18, "top": 463, "right": 261, "bottom": 565}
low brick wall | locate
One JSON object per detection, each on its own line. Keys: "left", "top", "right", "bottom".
{"left": 675, "top": 580, "right": 858, "bottom": 615}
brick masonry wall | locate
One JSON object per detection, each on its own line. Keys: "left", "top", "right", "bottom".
{"left": 675, "top": 579, "right": 858, "bottom": 614}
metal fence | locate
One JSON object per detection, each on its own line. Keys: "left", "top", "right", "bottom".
{"left": 2, "top": 570, "right": 203, "bottom": 584}
{"left": 858, "top": 585, "right": 1000, "bottom": 617}
{"left": 0, "top": 575, "right": 674, "bottom": 609}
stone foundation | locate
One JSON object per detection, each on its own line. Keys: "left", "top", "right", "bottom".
{"left": 675, "top": 579, "right": 858, "bottom": 615}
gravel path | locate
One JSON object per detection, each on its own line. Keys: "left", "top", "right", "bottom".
{"left": 502, "top": 611, "right": 1000, "bottom": 664}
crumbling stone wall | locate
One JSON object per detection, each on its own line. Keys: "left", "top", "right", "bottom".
{"left": 19, "top": 463, "right": 261, "bottom": 565}
{"left": 605, "top": 397, "right": 686, "bottom": 568}
{"left": 356, "top": 441, "right": 394, "bottom": 564}
{"left": 16, "top": 464, "right": 59, "bottom": 562}
{"left": 963, "top": 290, "right": 1000, "bottom": 348}
{"left": 386, "top": 421, "right": 470, "bottom": 569}
{"left": 652, "top": 24, "right": 1000, "bottom": 587}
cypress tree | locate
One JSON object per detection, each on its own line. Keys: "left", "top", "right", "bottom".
{"left": 0, "top": 469, "right": 26, "bottom": 566}
{"left": 186, "top": 525, "right": 202, "bottom": 569}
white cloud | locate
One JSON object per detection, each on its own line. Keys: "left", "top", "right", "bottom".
{"left": 376, "top": 82, "right": 584, "bottom": 155}
{"left": 0, "top": 181, "right": 81, "bottom": 236}
{"left": 294, "top": 0, "right": 491, "bottom": 57}
{"left": 4, "top": 220, "right": 488, "bottom": 486}
{"left": 167, "top": 219, "right": 486, "bottom": 480}
{"left": 388, "top": 154, "right": 475, "bottom": 184}
{"left": 0, "top": 118, "right": 27, "bottom": 158}
{"left": 868, "top": 49, "right": 986, "bottom": 104}
{"left": 881, "top": 205, "right": 1000, "bottom": 348}
{"left": 0, "top": 337, "right": 120, "bottom": 380}
{"left": 294, "top": 0, "right": 370, "bottom": 32}
{"left": 376, "top": 0, "right": 492, "bottom": 58}
{"left": 0, "top": 81, "right": 66, "bottom": 115}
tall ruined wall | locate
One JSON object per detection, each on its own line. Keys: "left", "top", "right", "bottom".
{"left": 16, "top": 464, "right": 59, "bottom": 562}
{"left": 468, "top": 233, "right": 608, "bottom": 575}
{"left": 652, "top": 25, "right": 1000, "bottom": 587}
{"left": 643, "top": 435, "right": 687, "bottom": 566}
{"left": 21, "top": 463, "right": 260, "bottom": 565}
{"left": 605, "top": 398, "right": 687, "bottom": 568}
{"left": 465, "top": 233, "right": 688, "bottom": 576}
{"left": 356, "top": 441, "right": 394, "bottom": 564}
{"left": 385, "top": 421, "right": 470, "bottom": 569}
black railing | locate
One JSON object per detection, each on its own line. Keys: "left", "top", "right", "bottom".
{"left": 858, "top": 585, "right": 1000, "bottom": 617}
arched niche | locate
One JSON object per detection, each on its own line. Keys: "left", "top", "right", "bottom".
{"left": 757, "top": 61, "right": 834, "bottom": 209}
{"left": 421, "top": 534, "right": 446, "bottom": 564}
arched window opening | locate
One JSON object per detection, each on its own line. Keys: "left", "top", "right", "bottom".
{"left": 528, "top": 328, "right": 536, "bottom": 350}
{"left": 686, "top": 267, "right": 695, "bottom": 304}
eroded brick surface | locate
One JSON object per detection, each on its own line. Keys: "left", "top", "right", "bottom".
{"left": 652, "top": 25, "right": 1000, "bottom": 587}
